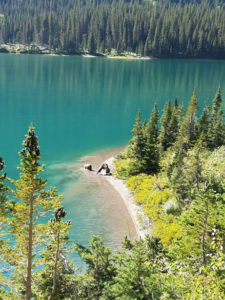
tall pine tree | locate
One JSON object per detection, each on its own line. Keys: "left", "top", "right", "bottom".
{"left": 128, "top": 111, "right": 146, "bottom": 174}
{"left": 35, "top": 207, "right": 77, "bottom": 299}
{"left": 208, "top": 88, "right": 224, "bottom": 148}
{"left": 158, "top": 101, "right": 172, "bottom": 152}
{"left": 3, "top": 125, "right": 61, "bottom": 299}
{"left": 167, "top": 98, "right": 180, "bottom": 146}
{"left": 176, "top": 89, "right": 198, "bottom": 151}
{"left": 196, "top": 105, "right": 211, "bottom": 146}
{"left": 144, "top": 104, "right": 159, "bottom": 174}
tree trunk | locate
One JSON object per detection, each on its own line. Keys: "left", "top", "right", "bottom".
{"left": 49, "top": 231, "right": 60, "bottom": 300}
{"left": 26, "top": 194, "right": 34, "bottom": 300}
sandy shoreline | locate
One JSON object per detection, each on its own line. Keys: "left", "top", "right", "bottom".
{"left": 103, "top": 157, "right": 152, "bottom": 239}
{"left": 81, "top": 147, "right": 152, "bottom": 239}
{"left": 82, "top": 54, "right": 151, "bottom": 60}
{"left": 106, "top": 55, "right": 151, "bottom": 60}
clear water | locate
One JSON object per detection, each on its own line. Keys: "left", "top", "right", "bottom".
{"left": 0, "top": 54, "right": 225, "bottom": 249}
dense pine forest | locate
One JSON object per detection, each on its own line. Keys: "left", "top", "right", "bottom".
{"left": 0, "top": 0, "right": 225, "bottom": 58}
{"left": 1, "top": 90, "right": 225, "bottom": 299}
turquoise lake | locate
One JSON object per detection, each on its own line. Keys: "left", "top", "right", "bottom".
{"left": 0, "top": 54, "right": 225, "bottom": 251}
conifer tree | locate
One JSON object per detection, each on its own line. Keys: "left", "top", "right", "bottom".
{"left": 158, "top": 101, "right": 172, "bottom": 152}
{"left": 0, "top": 157, "right": 8, "bottom": 225}
{"left": 128, "top": 111, "right": 146, "bottom": 173}
{"left": 167, "top": 145, "right": 186, "bottom": 201}
{"left": 144, "top": 104, "right": 159, "bottom": 174}
{"left": 196, "top": 105, "right": 211, "bottom": 146}
{"left": 34, "top": 207, "right": 77, "bottom": 299}
{"left": 212, "top": 109, "right": 224, "bottom": 147}
{"left": 104, "top": 239, "right": 163, "bottom": 299}
{"left": 178, "top": 179, "right": 225, "bottom": 265}
{"left": 173, "top": 137, "right": 205, "bottom": 201}
{"left": 167, "top": 98, "right": 180, "bottom": 146}
{"left": 212, "top": 88, "right": 222, "bottom": 118}
{"left": 176, "top": 89, "right": 198, "bottom": 151}
{"left": 0, "top": 157, "right": 11, "bottom": 291}
{"left": 88, "top": 31, "right": 96, "bottom": 54}
{"left": 159, "top": 98, "right": 181, "bottom": 155}
{"left": 4, "top": 125, "right": 61, "bottom": 299}
{"left": 74, "top": 235, "right": 116, "bottom": 299}
{"left": 208, "top": 88, "right": 224, "bottom": 148}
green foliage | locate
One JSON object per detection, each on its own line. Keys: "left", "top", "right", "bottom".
{"left": 0, "top": 125, "right": 61, "bottom": 299}
{"left": 167, "top": 98, "right": 181, "bottom": 146}
{"left": 127, "top": 111, "right": 146, "bottom": 174}
{"left": 126, "top": 105, "right": 160, "bottom": 175}
{"left": 175, "top": 88, "right": 199, "bottom": 151}
{"left": 159, "top": 101, "right": 172, "bottom": 151}
{"left": 34, "top": 208, "right": 77, "bottom": 299}
{"left": 208, "top": 88, "right": 225, "bottom": 148}
{"left": 0, "top": 158, "right": 12, "bottom": 294}
{"left": 127, "top": 173, "right": 181, "bottom": 247}
{"left": 0, "top": 158, "right": 7, "bottom": 218}
{"left": 74, "top": 235, "right": 116, "bottom": 299}
{"left": 113, "top": 90, "right": 225, "bottom": 298}
{"left": 169, "top": 180, "right": 225, "bottom": 262}
{"left": 114, "top": 157, "right": 143, "bottom": 178}
{"left": 203, "top": 146, "right": 225, "bottom": 180}
{"left": 104, "top": 239, "right": 164, "bottom": 300}
{"left": 196, "top": 105, "right": 211, "bottom": 145}
{"left": 144, "top": 104, "right": 160, "bottom": 174}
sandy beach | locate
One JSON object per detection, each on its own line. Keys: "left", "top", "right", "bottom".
{"left": 106, "top": 55, "right": 151, "bottom": 60}
{"left": 82, "top": 54, "right": 152, "bottom": 60}
{"left": 81, "top": 147, "right": 152, "bottom": 239}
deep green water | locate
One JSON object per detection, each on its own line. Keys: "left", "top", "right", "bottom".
{"left": 0, "top": 54, "right": 225, "bottom": 249}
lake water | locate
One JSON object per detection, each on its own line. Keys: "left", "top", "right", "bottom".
{"left": 0, "top": 54, "right": 225, "bottom": 250}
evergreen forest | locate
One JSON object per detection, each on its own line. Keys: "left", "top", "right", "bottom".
{"left": 1, "top": 90, "right": 225, "bottom": 299}
{"left": 0, "top": 0, "right": 225, "bottom": 58}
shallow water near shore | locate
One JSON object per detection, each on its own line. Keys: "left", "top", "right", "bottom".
{"left": 0, "top": 54, "right": 225, "bottom": 249}
{"left": 48, "top": 147, "right": 137, "bottom": 249}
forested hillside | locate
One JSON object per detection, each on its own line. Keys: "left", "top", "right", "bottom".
{"left": 0, "top": 0, "right": 225, "bottom": 57}
{"left": 114, "top": 89, "right": 225, "bottom": 298}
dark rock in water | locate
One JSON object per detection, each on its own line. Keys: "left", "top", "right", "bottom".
{"left": 97, "top": 163, "right": 111, "bottom": 175}
{"left": 84, "top": 164, "right": 92, "bottom": 171}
